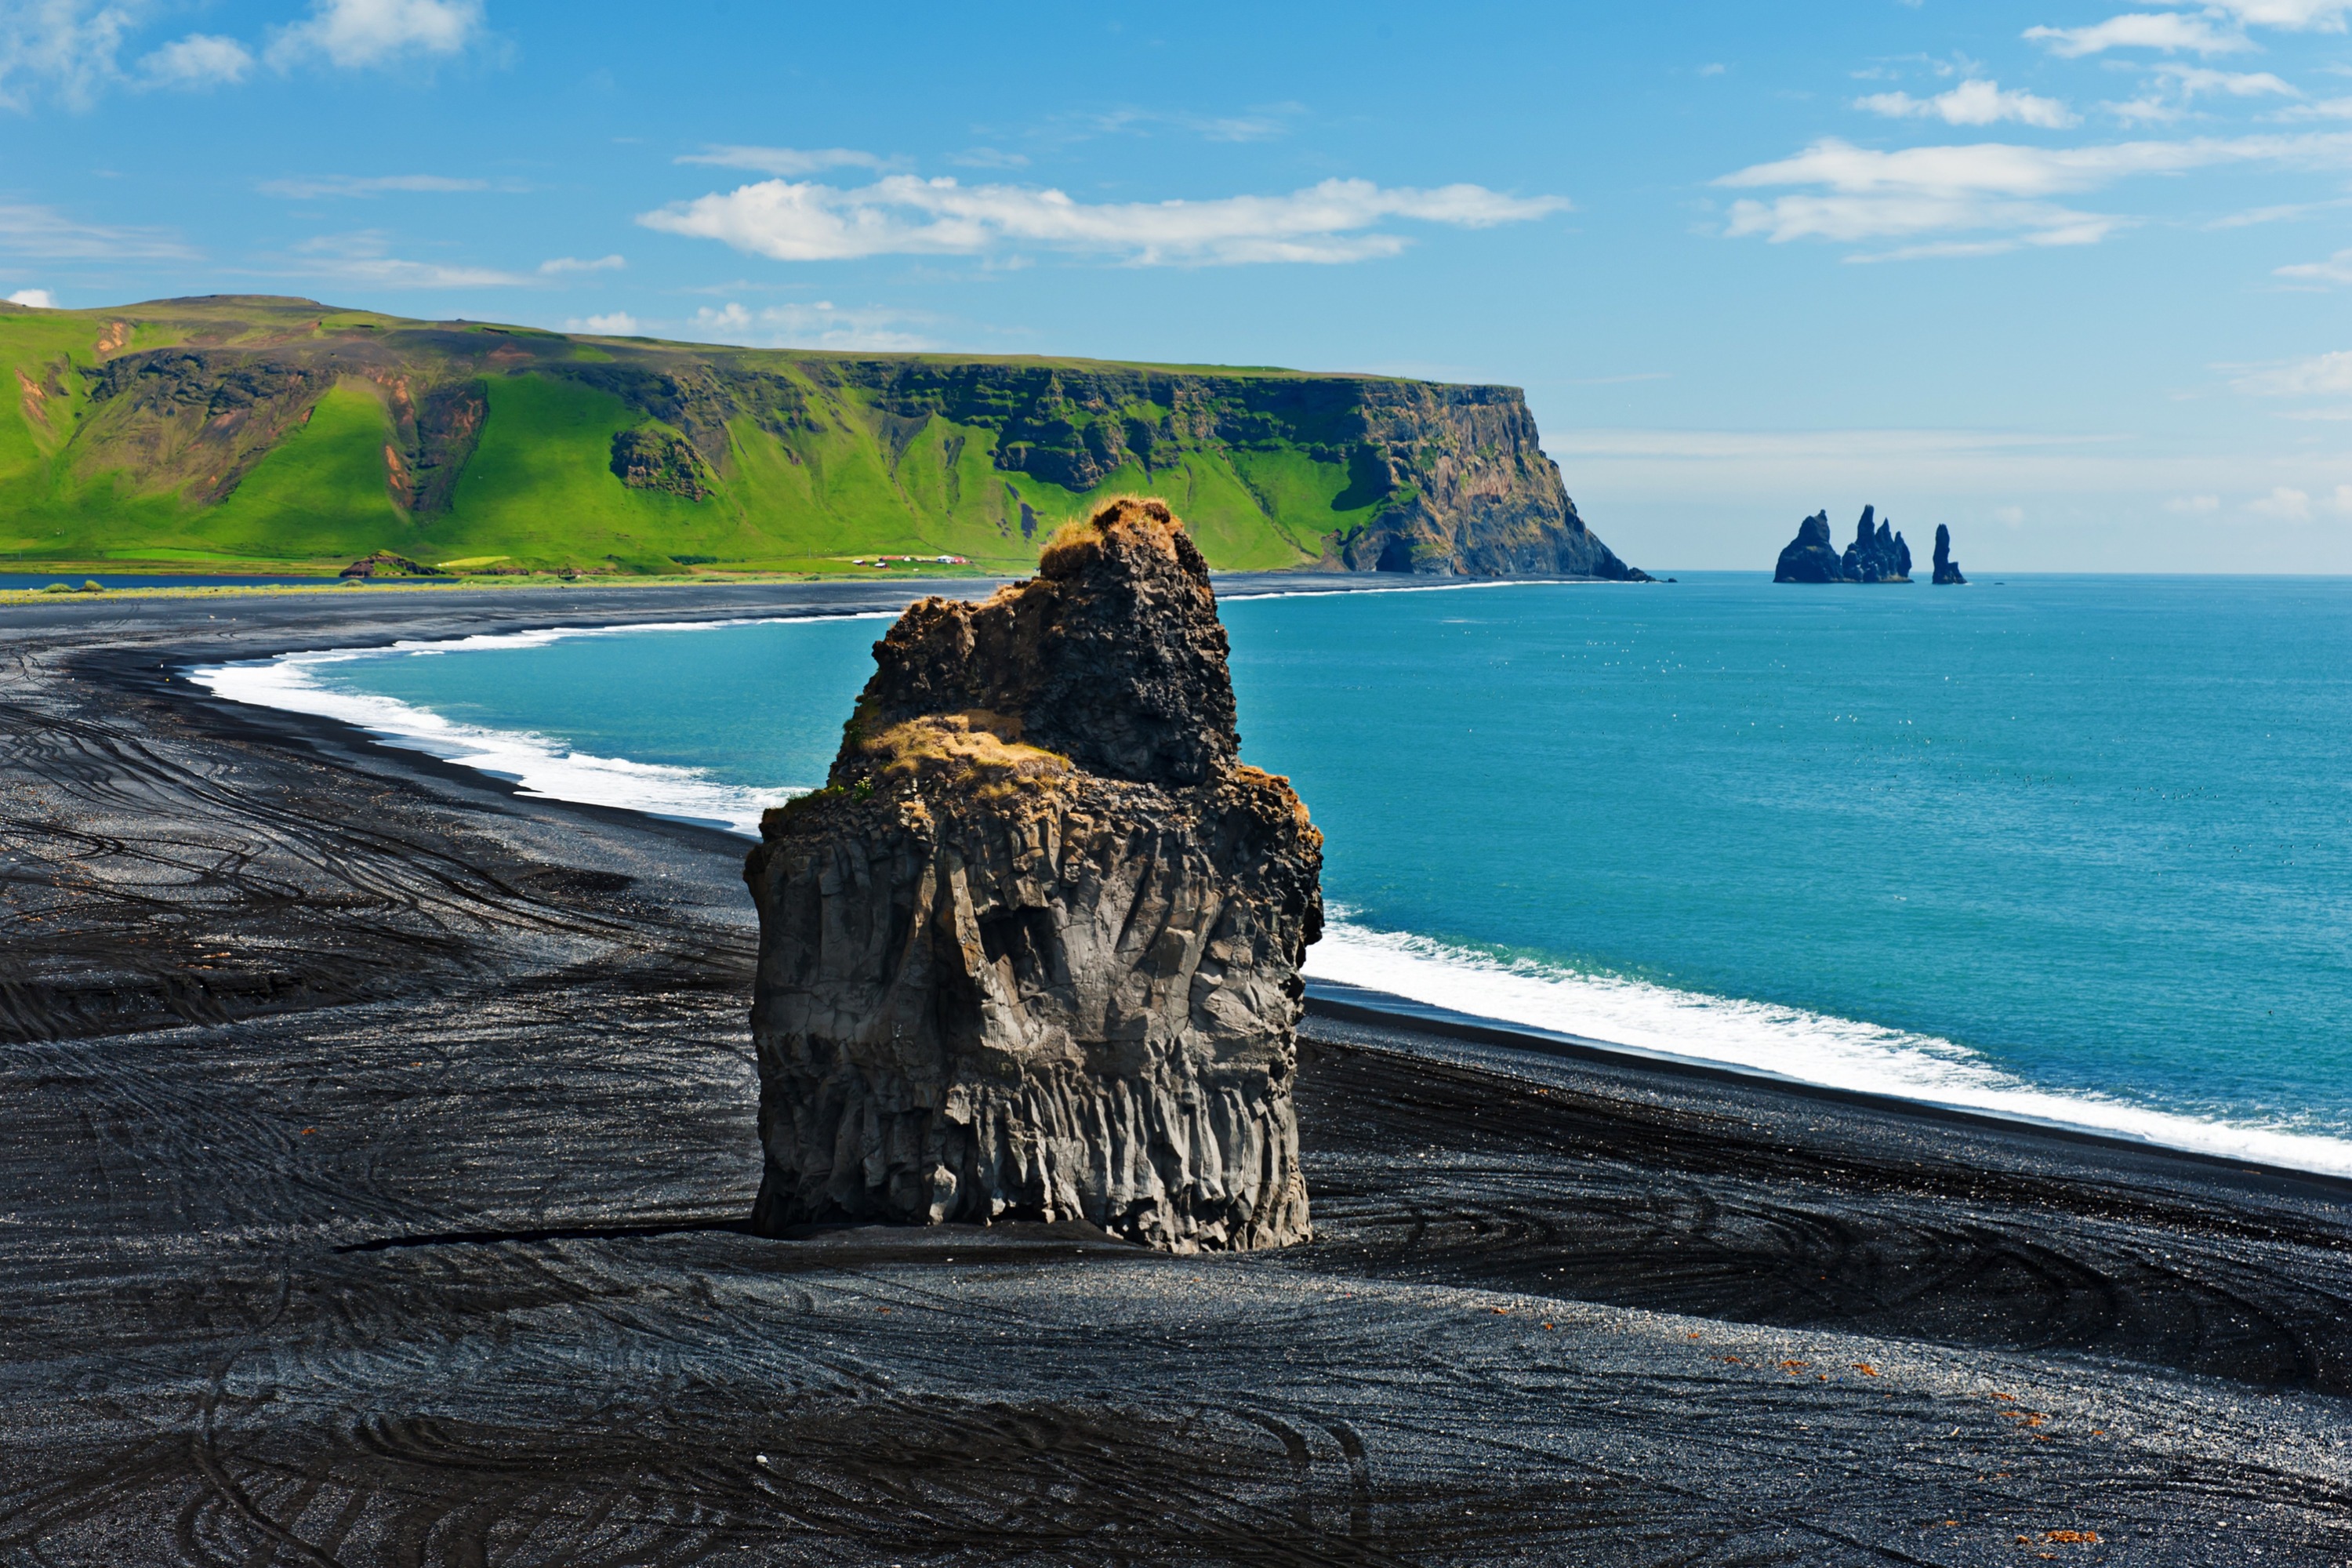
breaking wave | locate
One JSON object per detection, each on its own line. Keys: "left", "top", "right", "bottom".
{"left": 1306, "top": 920, "right": 2352, "bottom": 1178}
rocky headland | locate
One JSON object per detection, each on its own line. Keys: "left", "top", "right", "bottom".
{"left": 0, "top": 294, "right": 1648, "bottom": 581}
{"left": 741, "top": 497, "right": 1322, "bottom": 1251}
{"left": 1773, "top": 505, "right": 1912, "bottom": 583}
{"left": 1933, "top": 522, "right": 1968, "bottom": 584}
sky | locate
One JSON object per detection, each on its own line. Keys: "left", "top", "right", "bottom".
{"left": 4, "top": 0, "right": 2352, "bottom": 571}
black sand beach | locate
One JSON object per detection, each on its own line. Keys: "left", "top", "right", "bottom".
{"left": 5, "top": 583, "right": 2350, "bottom": 1565}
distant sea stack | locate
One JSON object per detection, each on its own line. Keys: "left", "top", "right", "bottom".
{"left": 741, "top": 498, "right": 1321, "bottom": 1252}
{"left": 1773, "top": 506, "right": 1912, "bottom": 583}
{"left": 1933, "top": 524, "right": 1967, "bottom": 585}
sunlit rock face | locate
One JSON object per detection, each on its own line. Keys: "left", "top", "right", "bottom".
{"left": 742, "top": 498, "right": 1321, "bottom": 1252}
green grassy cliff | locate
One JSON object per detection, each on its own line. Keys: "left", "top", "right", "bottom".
{"left": 0, "top": 295, "right": 1642, "bottom": 580}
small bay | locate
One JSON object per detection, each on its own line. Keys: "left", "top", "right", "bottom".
{"left": 209, "top": 573, "right": 2352, "bottom": 1171}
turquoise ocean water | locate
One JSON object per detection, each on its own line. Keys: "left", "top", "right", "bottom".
{"left": 198, "top": 575, "right": 2352, "bottom": 1173}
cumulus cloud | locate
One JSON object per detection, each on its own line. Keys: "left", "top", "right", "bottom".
{"left": 2246, "top": 485, "right": 2314, "bottom": 517}
{"left": 1718, "top": 131, "right": 2352, "bottom": 257}
{"left": 1857, "top": 79, "right": 2078, "bottom": 128}
{"left": 257, "top": 172, "right": 492, "bottom": 198}
{"left": 675, "top": 146, "right": 894, "bottom": 176}
{"left": 0, "top": 0, "right": 140, "bottom": 109}
{"left": 285, "top": 230, "right": 529, "bottom": 286}
{"left": 640, "top": 174, "right": 1569, "bottom": 267}
{"left": 136, "top": 32, "right": 252, "bottom": 89}
{"left": 539, "top": 253, "right": 623, "bottom": 274}
{"left": 686, "top": 299, "right": 939, "bottom": 352}
{"left": 266, "top": 0, "right": 483, "bottom": 71}
{"left": 2024, "top": 13, "right": 2252, "bottom": 55}
{"left": 566, "top": 310, "right": 639, "bottom": 335}
{"left": 6, "top": 286, "right": 54, "bottom": 307}
{"left": 2230, "top": 348, "right": 2352, "bottom": 394}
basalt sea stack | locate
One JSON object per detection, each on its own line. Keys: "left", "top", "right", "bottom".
{"left": 1933, "top": 524, "right": 1967, "bottom": 585}
{"left": 742, "top": 499, "right": 1322, "bottom": 1252}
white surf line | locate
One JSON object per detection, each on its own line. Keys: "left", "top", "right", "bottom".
{"left": 188, "top": 615, "right": 897, "bottom": 835}
{"left": 1217, "top": 577, "right": 1635, "bottom": 604}
{"left": 1307, "top": 921, "right": 2352, "bottom": 1180}
{"left": 194, "top": 607, "right": 2352, "bottom": 1180}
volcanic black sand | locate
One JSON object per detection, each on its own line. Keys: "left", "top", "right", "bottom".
{"left": 4, "top": 582, "right": 2350, "bottom": 1566}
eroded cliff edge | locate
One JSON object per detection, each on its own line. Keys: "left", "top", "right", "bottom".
{"left": 742, "top": 498, "right": 1322, "bottom": 1251}
{"left": 0, "top": 295, "right": 1646, "bottom": 580}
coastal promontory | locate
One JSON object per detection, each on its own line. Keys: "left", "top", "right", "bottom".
{"left": 741, "top": 497, "right": 1321, "bottom": 1251}
{"left": 0, "top": 294, "right": 1644, "bottom": 583}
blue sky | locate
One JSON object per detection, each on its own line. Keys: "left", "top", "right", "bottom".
{"left": 5, "top": 0, "right": 2352, "bottom": 570}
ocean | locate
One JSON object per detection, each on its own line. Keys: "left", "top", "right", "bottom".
{"left": 194, "top": 573, "right": 2352, "bottom": 1175}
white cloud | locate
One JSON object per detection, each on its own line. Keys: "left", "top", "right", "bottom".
{"left": 1718, "top": 131, "right": 2352, "bottom": 256}
{"left": 685, "top": 299, "right": 938, "bottom": 351}
{"left": 1857, "top": 79, "right": 2078, "bottom": 128}
{"left": 640, "top": 174, "right": 1569, "bottom": 267}
{"left": 2202, "top": 0, "right": 2352, "bottom": 27}
{"left": 2332, "top": 483, "right": 2352, "bottom": 511}
{"left": 2246, "top": 485, "right": 2314, "bottom": 517}
{"left": 2165, "top": 492, "right": 2223, "bottom": 511}
{"left": 0, "top": 198, "right": 192, "bottom": 258}
{"left": 2274, "top": 95, "right": 2352, "bottom": 120}
{"left": 136, "top": 32, "right": 251, "bottom": 88}
{"left": 2156, "top": 64, "right": 2299, "bottom": 96}
{"left": 675, "top": 146, "right": 891, "bottom": 176}
{"left": 2230, "top": 349, "right": 2352, "bottom": 393}
{"left": 285, "top": 230, "right": 529, "bottom": 286}
{"left": 539, "top": 253, "right": 623, "bottom": 274}
{"left": 566, "top": 310, "right": 639, "bottom": 335}
{"left": 6, "top": 286, "right": 54, "bottom": 307}
{"left": 0, "top": 0, "right": 139, "bottom": 109}
{"left": 2277, "top": 246, "right": 2352, "bottom": 281}
{"left": 266, "top": 0, "right": 482, "bottom": 71}
{"left": 257, "top": 172, "right": 492, "bottom": 198}
{"left": 2025, "top": 13, "right": 2253, "bottom": 55}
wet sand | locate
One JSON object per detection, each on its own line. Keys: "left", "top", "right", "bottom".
{"left": 4, "top": 583, "right": 2350, "bottom": 1565}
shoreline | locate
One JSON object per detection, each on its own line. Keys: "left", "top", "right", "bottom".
{"left": 172, "top": 580, "right": 2352, "bottom": 1188}
{"left": 7, "top": 586, "right": 2352, "bottom": 1559}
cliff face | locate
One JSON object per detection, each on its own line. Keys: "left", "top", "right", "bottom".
{"left": 0, "top": 296, "right": 1645, "bottom": 580}
{"left": 741, "top": 498, "right": 1321, "bottom": 1251}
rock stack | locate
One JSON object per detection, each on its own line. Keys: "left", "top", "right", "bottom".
{"left": 742, "top": 498, "right": 1322, "bottom": 1252}
{"left": 1773, "top": 506, "right": 1912, "bottom": 583}
{"left": 1841, "top": 506, "right": 1912, "bottom": 583}
{"left": 1933, "top": 524, "right": 1967, "bottom": 585}
{"left": 1773, "top": 511, "right": 1845, "bottom": 583}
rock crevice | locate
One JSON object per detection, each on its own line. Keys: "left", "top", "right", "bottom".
{"left": 742, "top": 498, "right": 1320, "bottom": 1251}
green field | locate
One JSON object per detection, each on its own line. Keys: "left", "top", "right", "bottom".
{"left": 0, "top": 296, "right": 1417, "bottom": 579}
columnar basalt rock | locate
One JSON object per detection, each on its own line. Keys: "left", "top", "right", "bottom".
{"left": 1933, "top": 524, "right": 1967, "bottom": 585}
{"left": 1774, "top": 505, "right": 1912, "bottom": 583}
{"left": 742, "top": 498, "right": 1322, "bottom": 1252}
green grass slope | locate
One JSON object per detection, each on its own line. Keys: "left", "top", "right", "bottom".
{"left": 0, "top": 296, "right": 1462, "bottom": 578}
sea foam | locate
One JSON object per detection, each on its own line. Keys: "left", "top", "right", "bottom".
{"left": 188, "top": 619, "right": 881, "bottom": 835}
{"left": 1307, "top": 920, "right": 2352, "bottom": 1178}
